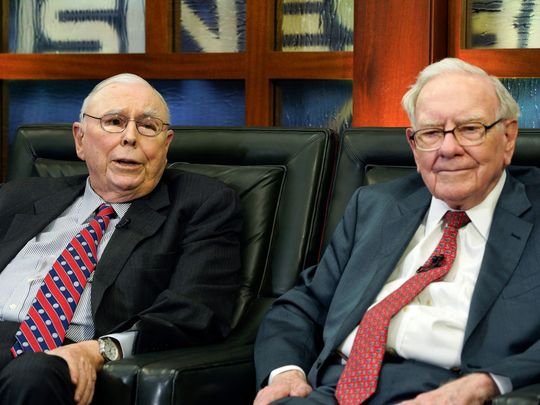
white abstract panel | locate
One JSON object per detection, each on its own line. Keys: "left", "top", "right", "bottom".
{"left": 281, "top": 0, "right": 353, "bottom": 51}
{"left": 180, "top": 0, "right": 245, "bottom": 52}
{"left": 468, "top": 0, "right": 540, "bottom": 48}
{"left": 9, "top": 0, "right": 145, "bottom": 53}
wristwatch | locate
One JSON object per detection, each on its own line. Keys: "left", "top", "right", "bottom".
{"left": 98, "top": 337, "right": 122, "bottom": 362}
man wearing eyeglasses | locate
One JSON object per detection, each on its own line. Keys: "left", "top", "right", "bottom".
{"left": 254, "top": 58, "right": 539, "bottom": 404}
{"left": 0, "top": 74, "right": 241, "bottom": 405}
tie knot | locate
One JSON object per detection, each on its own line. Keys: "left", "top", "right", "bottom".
{"left": 443, "top": 210, "right": 470, "bottom": 229}
{"left": 96, "top": 203, "right": 116, "bottom": 220}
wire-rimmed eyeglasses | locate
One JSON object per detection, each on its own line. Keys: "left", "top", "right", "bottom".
{"left": 83, "top": 113, "right": 169, "bottom": 137}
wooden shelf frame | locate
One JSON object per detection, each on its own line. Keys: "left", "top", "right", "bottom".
{"left": 448, "top": 0, "right": 540, "bottom": 78}
{"left": 1, "top": 0, "right": 538, "bottom": 149}
{"left": 0, "top": 1, "right": 353, "bottom": 126}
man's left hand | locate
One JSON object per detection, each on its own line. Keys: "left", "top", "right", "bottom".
{"left": 47, "top": 340, "right": 104, "bottom": 405}
{"left": 398, "top": 372, "right": 499, "bottom": 405}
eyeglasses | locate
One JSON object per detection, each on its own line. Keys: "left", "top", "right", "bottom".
{"left": 83, "top": 113, "right": 169, "bottom": 137}
{"left": 409, "top": 119, "right": 503, "bottom": 151}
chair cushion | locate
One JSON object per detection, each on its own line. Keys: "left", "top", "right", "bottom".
{"left": 169, "top": 162, "right": 285, "bottom": 327}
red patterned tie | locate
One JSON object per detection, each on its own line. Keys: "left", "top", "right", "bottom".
{"left": 335, "top": 210, "right": 470, "bottom": 404}
{"left": 10, "top": 204, "right": 116, "bottom": 357}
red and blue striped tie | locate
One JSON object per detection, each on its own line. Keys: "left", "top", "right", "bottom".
{"left": 10, "top": 203, "right": 116, "bottom": 357}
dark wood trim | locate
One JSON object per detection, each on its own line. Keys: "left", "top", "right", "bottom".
{"left": 448, "top": 0, "right": 462, "bottom": 56}
{"left": 430, "top": 0, "right": 449, "bottom": 62}
{"left": 267, "top": 52, "right": 352, "bottom": 79}
{"left": 0, "top": 53, "right": 247, "bottom": 79}
{"left": 245, "top": 0, "right": 275, "bottom": 126}
{"left": 1, "top": 0, "right": 9, "bottom": 52}
{"left": 451, "top": 49, "right": 540, "bottom": 77}
{"left": 0, "top": 52, "right": 354, "bottom": 80}
{"left": 173, "top": 0, "right": 181, "bottom": 52}
{"left": 275, "top": 0, "right": 284, "bottom": 51}
{"left": 146, "top": 0, "right": 173, "bottom": 53}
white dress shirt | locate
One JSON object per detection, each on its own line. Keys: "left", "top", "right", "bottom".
{"left": 0, "top": 180, "right": 135, "bottom": 355}
{"left": 271, "top": 172, "right": 511, "bottom": 393}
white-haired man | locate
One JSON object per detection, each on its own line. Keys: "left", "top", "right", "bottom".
{"left": 254, "top": 58, "right": 539, "bottom": 404}
{"left": 0, "top": 74, "right": 242, "bottom": 405}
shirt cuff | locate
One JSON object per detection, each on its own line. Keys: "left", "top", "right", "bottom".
{"left": 268, "top": 365, "right": 306, "bottom": 385}
{"left": 101, "top": 331, "right": 138, "bottom": 359}
{"left": 490, "top": 373, "right": 512, "bottom": 395}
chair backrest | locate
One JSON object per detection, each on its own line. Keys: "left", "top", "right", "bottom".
{"left": 322, "top": 127, "right": 540, "bottom": 248}
{"left": 9, "top": 125, "right": 336, "bottom": 331}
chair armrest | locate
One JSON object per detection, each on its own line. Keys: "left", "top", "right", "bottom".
{"left": 94, "top": 342, "right": 255, "bottom": 405}
{"left": 93, "top": 298, "right": 273, "bottom": 405}
{"left": 93, "top": 350, "right": 178, "bottom": 405}
{"left": 138, "top": 343, "right": 255, "bottom": 405}
{"left": 492, "top": 383, "right": 540, "bottom": 405}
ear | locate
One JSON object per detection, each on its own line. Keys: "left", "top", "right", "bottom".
{"left": 502, "top": 119, "right": 518, "bottom": 167}
{"left": 406, "top": 128, "right": 421, "bottom": 173}
{"left": 164, "top": 129, "right": 174, "bottom": 151}
{"left": 73, "top": 122, "right": 86, "bottom": 161}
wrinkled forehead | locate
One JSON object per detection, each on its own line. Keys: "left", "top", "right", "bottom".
{"left": 87, "top": 81, "right": 169, "bottom": 120}
{"left": 415, "top": 73, "right": 499, "bottom": 123}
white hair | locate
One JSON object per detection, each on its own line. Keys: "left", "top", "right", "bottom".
{"left": 401, "top": 57, "right": 520, "bottom": 126}
{"left": 79, "top": 73, "right": 170, "bottom": 122}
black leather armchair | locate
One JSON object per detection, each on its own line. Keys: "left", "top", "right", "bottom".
{"left": 323, "top": 127, "right": 540, "bottom": 405}
{"left": 8, "top": 125, "right": 336, "bottom": 405}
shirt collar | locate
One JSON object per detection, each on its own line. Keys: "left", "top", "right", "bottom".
{"left": 79, "top": 179, "right": 131, "bottom": 224}
{"left": 425, "top": 170, "right": 506, "bottom": 240}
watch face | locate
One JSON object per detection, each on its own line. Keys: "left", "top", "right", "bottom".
{"left": 100, "top": 338, "right": 120, "bottom": 361}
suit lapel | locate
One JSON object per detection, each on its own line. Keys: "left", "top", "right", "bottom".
{"left": 331, "top": 184, "right": 432, "bottom": 349}
{"left": 0, "top": 179, "right": 84, "bottom": 271}
{"left": 91, "top": 180, "right": 171, "bottom": 315}
{"left": 463, "top": 174, "right": 532, "bottom": 343}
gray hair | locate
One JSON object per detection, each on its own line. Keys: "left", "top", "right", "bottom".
{"left": 401, "top": 57, "right": 520, "bottom": 126}
{"left": 79, "top": 73, "right": 170, "bottom": 122}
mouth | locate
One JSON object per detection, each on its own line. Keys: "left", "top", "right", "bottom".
{"left": 113, "top": 158, "right": 142, "bottom": 168}
{"left": 434, "top": 166, "right": 473, "bottom": 173}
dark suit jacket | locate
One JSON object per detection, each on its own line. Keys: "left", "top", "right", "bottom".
{"left": 0, "top": 169, "right": 242, "bottom": 354}
{"left": 255, "top": 167, "right": 540, "bottom": 394}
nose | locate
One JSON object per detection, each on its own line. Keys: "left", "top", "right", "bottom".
{"left": 438, "top": 128, "right": 463, "bottom": 156}
{"left": 121, "top": 121, "right": 138, "bottom": 146}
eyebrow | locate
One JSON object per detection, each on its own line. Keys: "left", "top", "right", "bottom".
{"left": 102, "top": 109, "right": 163, "bottom": 120}
{"left": 418, "top": 117, "right": 488, "bottom": 128}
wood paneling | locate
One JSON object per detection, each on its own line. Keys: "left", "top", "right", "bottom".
{"left": 0, "top": 2, "right": 354, "bottom": 135}
{"left": 245, "top": 0, "right": 274, "bottom": 126}
{"left": 0, "top": 53, "right": 247, "bottom": 79}
{"left": 353, "top": 0, "right": 444, "bottom": 127}
{"left": 3, "top": 0, "right": 537, "bottom": 134}
{"left": 146, "top": 0, "right": 174, "bottom": 53}
{"left": 267, "top": 52, "right": 352, "bottom": 79}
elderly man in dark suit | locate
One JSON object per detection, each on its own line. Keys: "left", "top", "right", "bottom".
{"left": 254, "top": 58, "right": 540, "bottom": 405}
{"left": 0, "top": 74, "right": 241, "bottom": 405}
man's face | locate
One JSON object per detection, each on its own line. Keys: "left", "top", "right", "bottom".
{"left": 73, "top": 81, "right": 173, "bottom": 203}
{"left": 406, "top": 72, "right": 518, "bottom": 210}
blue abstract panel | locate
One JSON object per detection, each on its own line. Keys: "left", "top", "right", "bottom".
{"left": 8, "top": 80, "right": 245, "bottom": 142}
{"left": 9, "top": 0, "right": 145, "bottom": 53}
{"left": 468, "top": 0, "right": 540, "bottom": 48}
{"left": 277, "top": 80, "right": 352, "bottom": 133}
{"left": 281, "top": 0, "right": 353, "bottom": 51}
{"left": 181, "top": 0, "right": 246, "bottom": 52}
{"left": 501, "top": 78, "right": 540, "bottom": 128}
